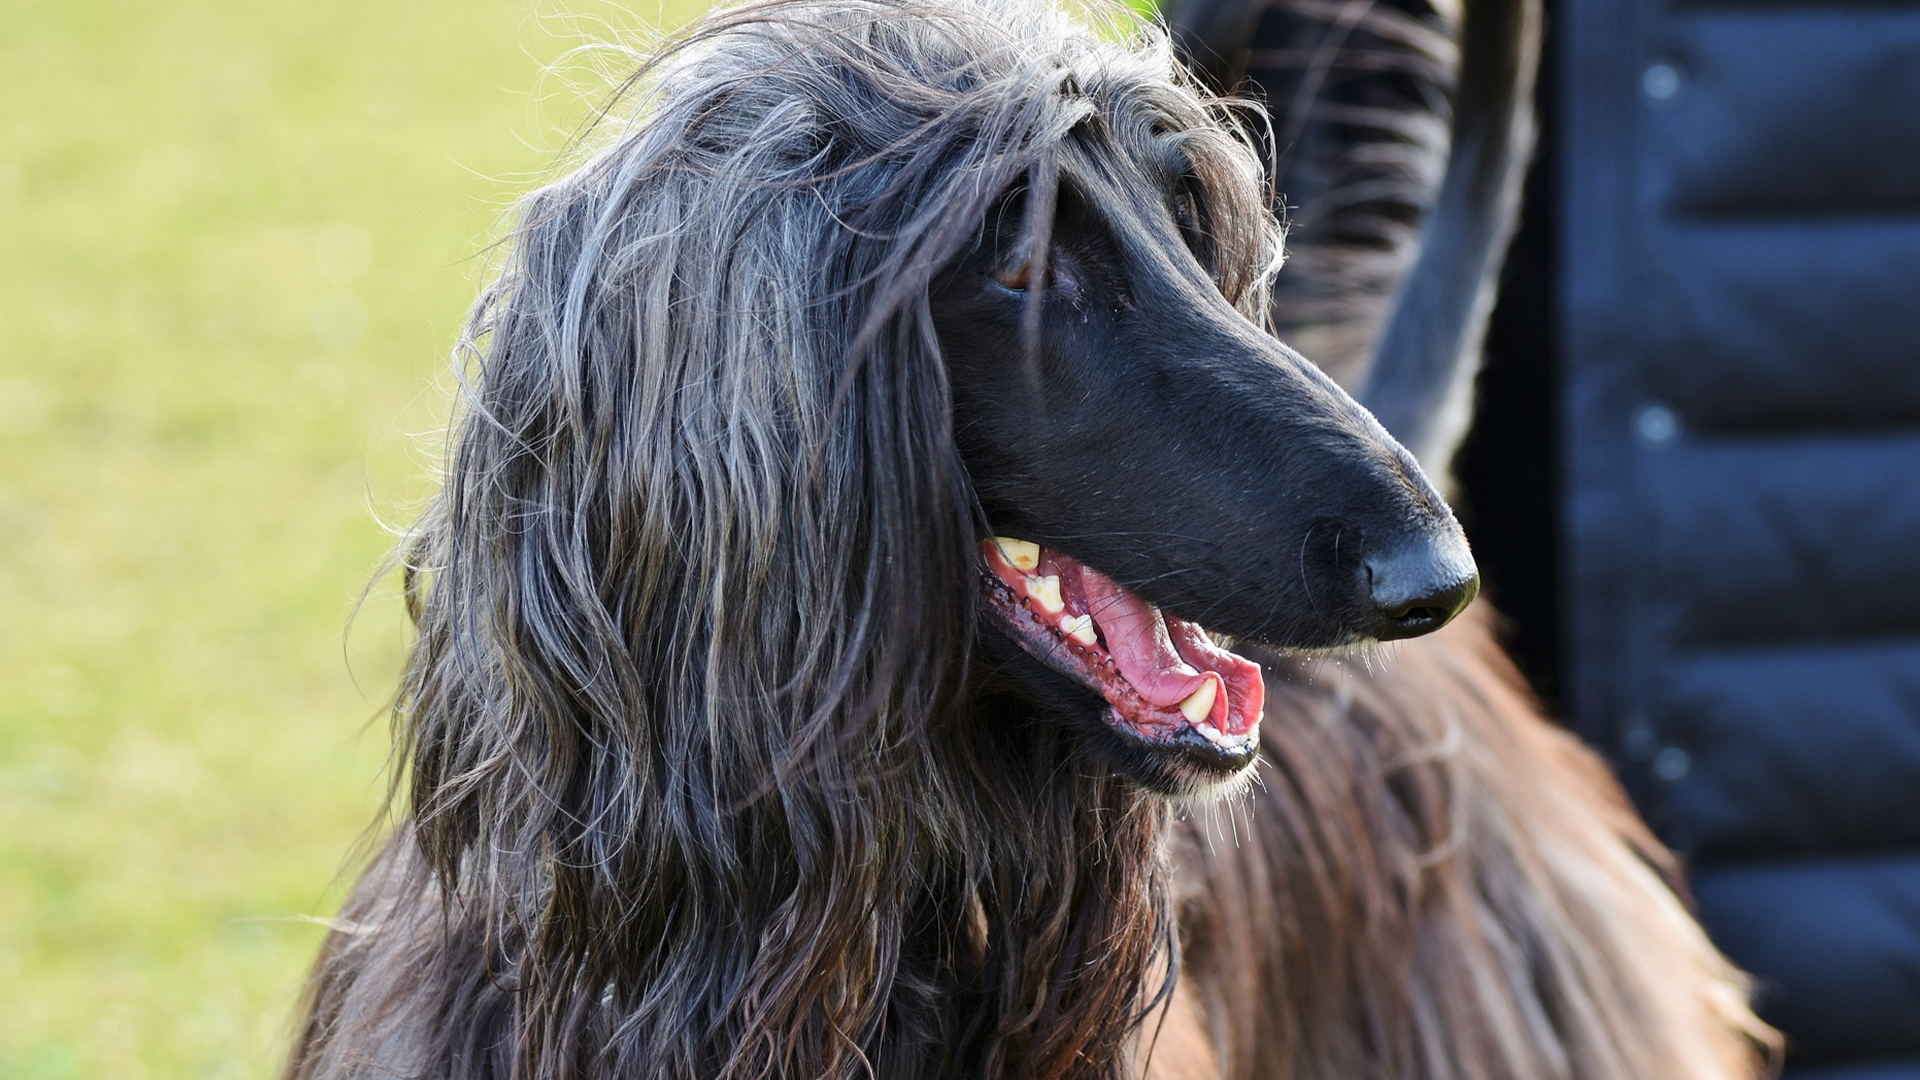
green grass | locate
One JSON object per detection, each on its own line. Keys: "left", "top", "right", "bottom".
{"left": 0, "top": 1, "right": 699, "bottom": 1075}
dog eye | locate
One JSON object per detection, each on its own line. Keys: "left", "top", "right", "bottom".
{"left": 1175, "top": 186, "right": 1199, "bottom": 232}
{"left": 1173, "top": 179, "right": 1219, "bottom": 281}
{"left": 1174, "top": 182, "right": 1207, "bottom": 248}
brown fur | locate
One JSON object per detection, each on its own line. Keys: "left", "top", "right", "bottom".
{"left": 1164, "top": 608, "right": 1776, "bottom": 1077}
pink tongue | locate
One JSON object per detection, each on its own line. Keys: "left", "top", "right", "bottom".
{"left": 1078, "top": 565, "right": 1211, "bottom": 709}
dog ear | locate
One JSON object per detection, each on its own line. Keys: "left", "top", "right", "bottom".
{"left": 386, "top": 35, "right": 1017, "bottom": 1071}
{"left": 399, "top": 131, "right": 981, "bottom": 890}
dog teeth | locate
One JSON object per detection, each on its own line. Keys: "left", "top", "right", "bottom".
{"left": 1176, "top": 675, "right": 1219, "bottom": 724}
{"left": 1060, "top": 612, "right": 1097, "bottom": 646}
{"left": 994, "top": 537, "right": 1041, "bottom": 572}
{"left": 1028, "top": 574, "right": 1065, "bottom": 615}
{"left": 1192, "top": 716, "right": 1239, "bottom": 748}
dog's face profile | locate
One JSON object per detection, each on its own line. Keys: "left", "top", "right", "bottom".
{"left": 932, "top": 120, "right": 1477, "bottom": 797}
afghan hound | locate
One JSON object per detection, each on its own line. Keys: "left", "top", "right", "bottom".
{"left": 287, "top": 0, "right": 1774, "bottom": 1076}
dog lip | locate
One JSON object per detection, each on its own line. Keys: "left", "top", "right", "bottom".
{"left": 1147, "top": 716, "right": 1260, "bottom": 775}
{"left": 977, "top": 538, "right": 1265, "bottom": 763}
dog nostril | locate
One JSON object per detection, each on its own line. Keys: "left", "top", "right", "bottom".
{"left": 1388, "top": 603, "right": 1449, "bottom": 627}
{"left": 1363, "top": 539, "right": 1480, "bottom": 642}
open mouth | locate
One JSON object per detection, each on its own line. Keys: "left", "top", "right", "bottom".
{"left": 979, "top": 537, "right": 1266, "bottom": 778}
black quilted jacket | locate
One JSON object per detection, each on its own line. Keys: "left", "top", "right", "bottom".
{"left": 1505, "top": 2, "right": 1920, "bottom": 1074}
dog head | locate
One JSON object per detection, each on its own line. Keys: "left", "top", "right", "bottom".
{"left": 926, "top": 29, "right": 1476, "bottom": 798}
{"left": 405, "top": 0, "right": 1477, "bottom": 839}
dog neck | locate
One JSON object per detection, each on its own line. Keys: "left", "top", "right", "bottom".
{"left": 874, "top": 692, "right": 1181, "bottom": 1078}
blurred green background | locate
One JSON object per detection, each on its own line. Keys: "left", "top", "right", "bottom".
{"left": 0, "top": 1, "right": 696, "bottom": 1075}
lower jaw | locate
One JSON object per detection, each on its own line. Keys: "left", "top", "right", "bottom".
{"left": 1095, "top": 702, "right": 1258, "bottom": 783}
{"left": 1078, "top": 703, "right": 1262, "bottom": 800}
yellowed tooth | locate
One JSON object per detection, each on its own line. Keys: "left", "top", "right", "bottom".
{"left": 1028, "top": 574, "right": 1065, "bottom": 615}
{"left": 993, "top": 537, "right": 1041, "bottom": 572}
{"left": 1061, "top": 613, "right": 1098, "bottom": 646}
{"left": 1177, "top": 676, "right": 1219, "bottom": 724}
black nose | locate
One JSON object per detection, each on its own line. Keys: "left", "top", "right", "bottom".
{"left": 1364, "top": 534, "right": 1480, "bottom": 641}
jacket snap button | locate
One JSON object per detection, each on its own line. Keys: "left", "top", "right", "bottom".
{"left": 1653, "top": 746, "right": 1692, "bottom": 782}
{"left": 1634, "top": 402, "right": 1680, "bottom": 447}
{"left": 1642, "top": 61, "right": 1684, "bottom": 104}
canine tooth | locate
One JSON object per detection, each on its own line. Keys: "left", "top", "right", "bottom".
{"left": 1061, "top": 613, "right": 1098, "bottom": 646}
{"left": 1177, "top": 676, "right": 1219, "bottom": 724}
{"left": 1029, "top": 574, "right": 1064, "bottom": 615}
{"left": 994, "top": 537, "right": 1041, "bottom": 572}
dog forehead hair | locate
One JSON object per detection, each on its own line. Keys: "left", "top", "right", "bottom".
{"left": 647, "top": 0, "right": 1217, "bottom": 175}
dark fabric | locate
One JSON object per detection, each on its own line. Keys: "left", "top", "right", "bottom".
{"left": 1695, "top": 860, "right": 1920, "bottom": 1065}
{"left": 1555, "top": 0, "right": 1920, "bottom": 1072}
{"left": 1792, "top": 1063, "right": 1920, "bottom": 1080}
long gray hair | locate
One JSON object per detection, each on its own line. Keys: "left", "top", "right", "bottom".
{"left": 290, "top": 2, "right": 1282, "bottom": 1077}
